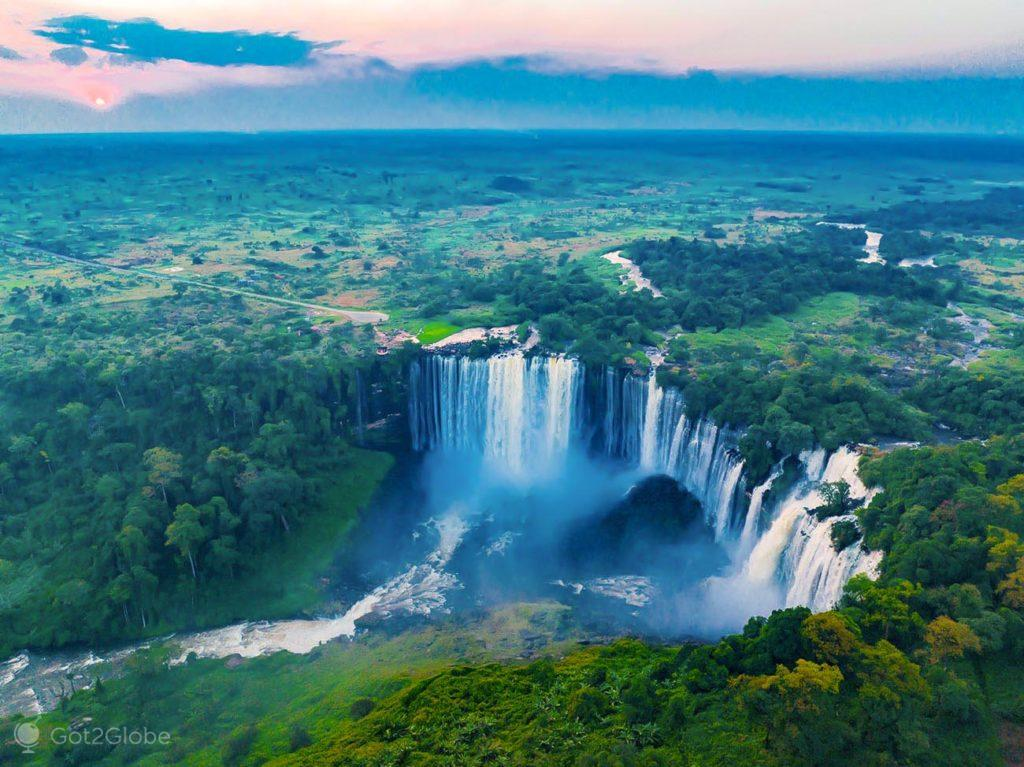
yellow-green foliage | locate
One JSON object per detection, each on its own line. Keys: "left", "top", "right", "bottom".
{"left": 264, "top": 606, "right": 1007, "bottom": 767}
{"left": 417, "top": 321, "right": 461, "bottom": 344}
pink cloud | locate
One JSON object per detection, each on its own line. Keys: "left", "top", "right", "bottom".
{"left": 1, "top": 0, "right": 1023, "bottom": 109}
{"left": 0, "top": 55, "right": 330, "bottom": 108}
{"left": 0, "top": 8, "right": 365, "bottom": 108}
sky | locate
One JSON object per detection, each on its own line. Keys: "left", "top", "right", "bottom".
{"left": 1, "top": 0, "right": 1023, "bottom": 133}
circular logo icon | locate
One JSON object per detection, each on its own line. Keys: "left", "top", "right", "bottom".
{"left": 13, "top": 721, "right": 40, "bottom": 752}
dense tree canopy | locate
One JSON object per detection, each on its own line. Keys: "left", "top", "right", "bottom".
{"left": 0, "top": 289, "right": 402, "bottom": 655}
{"left": 256, "top": 437, "right": 1024, "bottom": 767}
{"left": 627, "top": 227, "right": 948, "bottom": 331}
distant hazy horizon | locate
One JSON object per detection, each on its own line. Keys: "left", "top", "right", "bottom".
{"left": 5, "top": 127, "right": 1024, "bottom": 140}
{"left": 3, "top": 70, "right": 1024, "bottom": 136}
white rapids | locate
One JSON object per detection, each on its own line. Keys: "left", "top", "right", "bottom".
{"left": 602, "top": 250, "right": 664, "bottom": 297}
{"left": 174, "top": 510, "right": 468, "bottom": 662}
{"left": 412, "top": 355, "right": 881, "bottom": 613}
{"left": 817, "top": 221, "right": 884, "bottom": 264}
{"left": 739, "top": 447, "right": 880, "bottom": 611}
{"left": 3, "top": 353, "right": 886, "bottom": 716}
{"left": 0, "top": 512, "right": 469, "bottom": 718}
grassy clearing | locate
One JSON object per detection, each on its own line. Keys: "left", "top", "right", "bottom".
{"left": 958, "top": 301, "right": 1013, "bottom": 323}
{"left": 416, "top": 321, "right": 461, "bottom": 344}
{"left": 971, "top": 348, "right": 1024, "bottom": 374}
{"left": 683, "top": 291, "right": 862, "bottom": 356}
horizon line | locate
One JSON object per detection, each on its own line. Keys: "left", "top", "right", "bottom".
{"left": 3, "top": 126, "right": 1024, "bottom": 140}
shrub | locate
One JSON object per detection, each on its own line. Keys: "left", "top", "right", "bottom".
{"left": 568, "top": 686, "right": 609, "bottom": 725}
{"left": 350, "top": 698, "right": 376, "bottom": 720}
{"left": 831, "top": 519, "right": 861, "bottom": 552}
{"left": 288, "top": 724, "right": 313, "bottom": 751}
{"left": 222, "top": 724, "right": 257, "bottom": 766}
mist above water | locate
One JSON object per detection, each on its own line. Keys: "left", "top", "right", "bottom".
{"left": 404, "top": 352, "right": 880, "bottom": 637}
{"left": 0, "top": 351, "right": 882, "bottom": 717}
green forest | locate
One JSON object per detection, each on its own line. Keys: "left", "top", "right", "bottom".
{"left": 0, "top": 286, "right": 403, "bottom": 655}
{"left": 14, "top": 439, "right": 1024, "bottom": 766}
{"left": 2, "top": 133, "right": 1024, "bottom": 766}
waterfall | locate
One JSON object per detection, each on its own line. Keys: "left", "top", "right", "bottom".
{"left": 603, "top": 367, "right": 620, "bottom": 458}
{"left": 737, "top": 460, "right": 785, "bottom": 555}
{"left": 413, "top": 361, "right": 749, "bottom": 541}
{"left": 782, "top": 515, "right": 882, "bottom": 611}
{"left": 409, "top": 352, "right": 582, "bottom": 480}
{"left": 354, "top": 369, "right": 367, "bottom": 444}
{"left": 738, "top": 446, "right": 879, "bottom": 611}
{"left": 410, "top": 354, "right": 880, "bottom": 613}
{"left": 605, "top": 370, "right": 746, "bottom": 540}
{"left": 639, "top": 374, "right": 664, "bottom": 471}
{"left": 0, "top": 356, "right": 894, "bottom": 719}
{"left": 743, "top": 448, "right": 830, "bottom": 585}
{"left": 781, "top": 448, "right": 881, "bottom": 610}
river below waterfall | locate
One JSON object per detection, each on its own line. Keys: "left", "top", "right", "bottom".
{"left": 1, "top": 352, "right": 883, "bottom": 718}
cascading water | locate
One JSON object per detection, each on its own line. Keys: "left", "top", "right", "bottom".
{"left": 783, "top": 516, "right": 881, "bottom": 611}
{"left": 737, "top": 460, "right": 785, "bottom": 556}
{"left": 603, "top": 369, "right": 746, "bottom": 540}
{"left": 353, "top": 369, "right": 367, "bottom": 444}
{"left": 410, "top": 352, "right": 582, "bottom": 481}
{"left": 412, "top": 354, "right": 880, "bottom": 614}
{"left": 742, "top": 448, "right": 831, "bottom": 587}
{"left": 740, "top": 447, "right": 880, "bottom": 611}
{"left": 0, "top": 353, "right": 888, "bottom": 718}
{"left": 780, "top": 449, "right": 882, "bottom": 611}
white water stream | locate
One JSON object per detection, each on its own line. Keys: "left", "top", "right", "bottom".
{"left": 2, "top": 353, "right": 883, "bottom": 717}
{"left": 0, "top": 512, "right": 469, "bottom": 718}
{"left": 817, "top": 221, "right": 884, "bottom": 264}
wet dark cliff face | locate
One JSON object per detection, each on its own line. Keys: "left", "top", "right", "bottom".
{"left": 404, "top": 351, "right": 881, "bottom": 625}
{"left": 562, "top": 474, "right": 713, "bottom": 572}
{"left": 348, "top": 351, "right": 419, "bottom": 447}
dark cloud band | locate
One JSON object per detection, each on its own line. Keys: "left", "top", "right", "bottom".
{"left": 50, "top": 46, "right": 89, "bottom": 66}
{"left": 35, "top": 16, "right": 315, "bottom": 68}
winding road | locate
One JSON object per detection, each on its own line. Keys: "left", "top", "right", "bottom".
{"left": 0, "top": 238, "right": 389, "bottom": 324}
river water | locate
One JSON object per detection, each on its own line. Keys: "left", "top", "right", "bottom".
{"left": 2, "top": 355, "right": 883, "bottom": 718}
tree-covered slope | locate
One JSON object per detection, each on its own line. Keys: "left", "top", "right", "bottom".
{"left": 0, "top": 288, "right": 401, "bottom": 655}
{"left": 265, "top": 438, "right": 1024, "bottom": 767}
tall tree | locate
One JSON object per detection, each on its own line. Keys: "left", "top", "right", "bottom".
{"left": 143, "top": 447, "right": 183, "bottom": 505}
{"left": 165, "top": 503, "right": 209, "bottom": 580}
